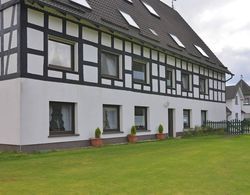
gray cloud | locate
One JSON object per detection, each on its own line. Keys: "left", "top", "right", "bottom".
{"left": 217, "top": 48, "right": 250, "bottom": 85}
{"left": 161, "top": 0, "right": 250, "bottom": 85}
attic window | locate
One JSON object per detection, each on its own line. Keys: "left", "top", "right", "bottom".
{"left": 70, "top": 0, "right": 92, "bottom": 9}
{"left": 149, "top": 29, "right": 158, "bottom": 36}
{"left": 194, "top": 45, "right": 209, "bottom": 58}
{"left": 142, "top": 1, "right": 160, "bottom": 18}
{"left": 169, "top": 34, "right": 185, "bottom": 48}
{"left": 119, "top": 11, "right": 140, "bottom": 29}
{"left": 125, "top": 0, "right": 133, "bottom": 3}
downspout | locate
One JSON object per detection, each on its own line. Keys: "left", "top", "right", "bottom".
{"left": 226, "top": 73, "right": 234, "bottom": 82}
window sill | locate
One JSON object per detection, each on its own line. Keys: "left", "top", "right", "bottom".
{"left": 101, "top": 75, "right": 121, "bottom": 81}
{"left": 48, "top": 65, "right": 77, "bottom": 74}
{"left": 133, "top": 80, "right": 148, "bottom": 85}
{"left": 48, "top": 134, "right": 80, "bottom": 138}
{"left": 102, "top": 131, "right": 124, "bottom": 135}
{"left": 182, "top": 90, "right": 192, "bottom": 93}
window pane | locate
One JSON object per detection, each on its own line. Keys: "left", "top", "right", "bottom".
{"left": 182, "top": 74, "right": 189, "bottom": 90}
{"left": 133, "top": 61, "right": 146, "bottom": 83}
{"left": 167, "top": 70, "right": 172, "bottom": 87}
{"left": 48, "top": 40, "right": 72, "bottom": 69}
{"left": 200, "top": 78, "right": 205, "bottom": 93}
{"left": 201, "top": 111, "right": 207, "bottom": 125}
{"left": 103, "top": 106, "right": 119, "bottom": 131}
{"left": 183, "top": 110, "right": 190, "bottom": 128}
{"left": 101, "top": 52, "right": 119, "bottom": 78}
{"left": 235, "top": 96, "right": 238, "bottom": 105}
{"left": 235, "top": 113, "right": 238, "bottom": 120}
{"left": 49, "top": 102, "right": 74, "bottom": 134}
{"left": 135, "top": 107, "right": 147, "bottom": 130}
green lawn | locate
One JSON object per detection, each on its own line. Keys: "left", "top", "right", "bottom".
{"left": 1, "top": 136, "right": 250, "bottom": 194}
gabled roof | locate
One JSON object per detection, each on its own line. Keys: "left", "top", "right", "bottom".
{"left": 226, "top": 86, "right": 238, "bottom": 100}
{"left": 33, "top": 0, "right": 230, "bottom": 73}
{"left": 236, "top": 80, "right": 250, "bottom": 96}
{"left": 226, "top": 79, "right": 250, "bottom": 100}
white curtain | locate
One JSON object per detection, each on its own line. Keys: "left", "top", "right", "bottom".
{"left": 135, "top": 116, "right": 145, "bottom": 127}
{"left": 101, "top": 53, "right": 117, "bottom": 76}
{"left": 61, "top": 105, "right": 73, "bottom": 131}
{"left": 103, "top": 107, "right": 118, "bottom": 129}
{"left": 49, "top": 103, "right": 73, "bottom": 131}
{"left": 48, "top": 40, "right": 71, "bottom": 68}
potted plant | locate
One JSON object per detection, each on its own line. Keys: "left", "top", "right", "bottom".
{"left": 156, "top": 124, "right": 165, "bottom": 140}
{"left": 128, "top": 126, "right": 138, "bottom": 143}
{"left": 90, "top": 128, "right": 103, "bottom": 147}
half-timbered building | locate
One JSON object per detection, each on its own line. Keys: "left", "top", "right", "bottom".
{"left": 0, "top": 0, "right": 232, "bottom": 151}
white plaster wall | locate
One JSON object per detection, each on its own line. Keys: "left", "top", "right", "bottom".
{"left": 243, "top": 105, "right": 250, "bottom": 118}
{"left": 27, "top": 8, "right": 44, "bottom": 27}
{"left": 226, "top": 92, "right": 243, "bottom": 121}
{"left": 0, "top": 79, "right": 21, "bottom": 145}
{"left": 19, "top": 78, "right": 226, "bottom": 145}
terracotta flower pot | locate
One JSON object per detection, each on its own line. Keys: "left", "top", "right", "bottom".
{"left": 156, "top": 133, "right": 165, "bottom": 140}
{"left": 128, "top": 135, "right": 138, "bottom": 143}
{"left": 90, "top": 138, "right": 103, "bottom": 147}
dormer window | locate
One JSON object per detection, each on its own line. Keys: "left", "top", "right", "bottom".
{"left": 119, "top": 11, "right": 140, "bottom": 29}
{"left": 70, "top": 0, "right": 92, "bottom": 9}
{"left": 194, "top": 45, "right": 209, "bottom": 58}
{"left": 142, "top": 1, "right": 160, "bottom": 18}
{"left": 169, "top": 34, "right": 185, "bottom": 48}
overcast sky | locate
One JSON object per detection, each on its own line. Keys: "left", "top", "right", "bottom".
{"left": 161, "top": 0, "right": 250, "bottom": 85}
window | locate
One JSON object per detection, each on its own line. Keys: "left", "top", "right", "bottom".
{"left": 103, "top": 105, "right": 120, "bottom": 132}
{"left": 149, "top": 28, "right": 158, "bottom": 36}
{"left": 200, "top": 77, "right": 206, "bottom": 94}
{"left": 201, "top": 110, "right": 207, "bottom": 126}
{"left": 235, "top": 113, "right": 239, "bottom": 120}
{"left": 135, "top": 107, "right": 147, "bottom": 131}
{"left": 181, "top": 73, "right": 189, "bottom": 91}
{"left": 48, "top": 37, "right": 75, "bottom": 70}
{"left": 133, "top": 61, "right": 147, "bottom": 83}
{"left": 125, "top": 0, "right": 133, "bottom": 3}
{"left": 183, "top": 110, "right": 191, "bottom": 129}
{"left": 119, "top": 11, "right": 140, "bottom": 29}
{"left": 167, "top": 70, "right": 173, "bottom": 88}
{"left": 101, "top": 52, "right": 119, "bottom": 79}
{"left": 169, "top": 34, "right": 185, "bottom": 48}
{"left": 70, "top": 0, "right": 92, "bottom": 9}
{"left": 194, "top": 45, "right": 209, "bottom": 58}
{"left": 49, "top": 102, "right": 75, "bottom": 135}
{"left": 244, "top": 98, "right": 250, "bottom": 105}
{"left": 142, "top": 1, "right": 160, "bottom": 17}
{"left": 235, "top": 96, "right": 239, "bottom": 105}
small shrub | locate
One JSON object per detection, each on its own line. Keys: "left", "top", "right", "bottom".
{"left": 95, "top": 128, "right": 101, "bottom": 138}
{"left": 158, "top": 124, "right": 164, "bottom": 134}
{"left": 183, "top": 126, "right": 225, "bottom": 137}
{"left": 131, "top": 126, "right": 137, "bottom": 136}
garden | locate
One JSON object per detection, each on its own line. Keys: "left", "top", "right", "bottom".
{"left": 1, "top": 135, "right": 250, "bottom": 194}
